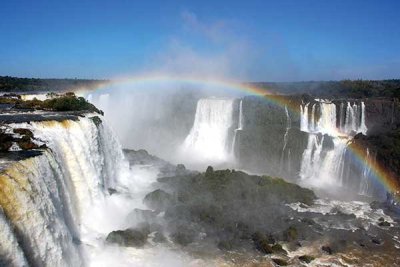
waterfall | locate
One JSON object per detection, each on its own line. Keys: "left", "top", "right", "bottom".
{"left": 359, "top": 148, "right": 372, "bottom": 195}
{"left": 360, "top": 102, "right": 367, "bottom": 135}
{"left": 280, "top": 106, "right": 291, "bottom": 174}
{"left": 182, "top": 98, "right": 235, "bottom": 162}
{"left": 0, "top": 115, "right": 131, "bottom": 266}
{"left": 300, "top": 103, "right": 309, "bottom": 131}
{"left": 231, "top": 100, "right": 243, "bottom": 156}
{"left": 299, "top": 100, "right": 368, "bottom": 190}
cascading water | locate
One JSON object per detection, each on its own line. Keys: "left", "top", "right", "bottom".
{"left": 182, "top": 98, "right": 235, "bottom": 162}
{"left": 359, "top": 148, "right": 372, "bottom": 196}
{"left": 299, "top": 100, "right": 368, "bottom": 191}
{"left": 280, "top": 106, "right": 291, "bottom": 174}
{"left": 231, "top": 100, "right": 243, "bottom": 157}
{"left": 0, "top": 115, "right": 213, "bottom": 267}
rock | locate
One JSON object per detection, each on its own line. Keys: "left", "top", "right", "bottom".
{"left": 17, "top": 139, "right": 39, "bottom": 150}
{"left": 217, "top": 240, "right": 234, "bottom": 250}
{"left": 283, "top": 226, "right": 298, "bottom": 241}
{"left": 272, "top": 258, "right": 288, "bottom": 266}
{"left": 106, "top": 228, "right": 148, "bottom": 247}
{"left": 143, "top": 189, "right": 174, "bottom": 211}
{"left": 272, "top": 244, "right": 287, "bottom": 255}
{"left": 205, "top": 166, "right": 214, "bottom": 176}
{"left": 13, "top": 128, "right": 33, "bottom": 138}
{"left": 298, "top": 255, "right": 315, "bottom": 263}
{"left": 153, "top": 232, "right": 166, "bottom": 243}
{"left": 171, "top": 229, "right": 195, "bottom": 246}
{"left": 378, "top": 221, "right": 391, "bottom": 227}
{"left": 252, "top": 232, "right": 273, "bottom": 254}
{"left": 90, "top": 116, "right": 102, "bottom": 126}
{"left": 371, "top": 238, "right": 382, "bottom": 245}
{"left": 176, "top": 164, "right": 186, "bottom": 175}
{"left": 321, "top": 245, "right": 333, "bottom": 254}
{"left": 0, "top": 131, "right": 14, "bottom": 151}
{"left": 108, "top": 188, "right": 117, "bottom": 195}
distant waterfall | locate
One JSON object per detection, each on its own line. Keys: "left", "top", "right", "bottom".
{"left": 231, "top": 100, "right": 243, "bottom": 157}
{"left": 183, "top": 98, "right": 235, "bottom": 162}
{"left": 359, "top": 148, "right": 372, "bottom": 195}
{"left": 280, "top": 106, "right": 291, "bottom": 174}
{"left": 0, "top": 116, "right": 129, "bottom": 266}
{"left": 299, "top": 100, "right": 368, "bottom": 190}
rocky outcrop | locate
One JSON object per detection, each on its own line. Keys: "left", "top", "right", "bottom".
{"left": 140, "top": 167, "right": 316, "bottom": 253}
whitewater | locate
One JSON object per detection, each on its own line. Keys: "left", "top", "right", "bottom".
{"left": 0, "top": 115, "right": 211, "bottom": 267}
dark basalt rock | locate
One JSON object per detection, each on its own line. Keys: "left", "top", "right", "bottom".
{"left": 106, "top": 228, "right": 149, "bottom": 247}
{"left": 153, "top": 232, "right": 166, "bottom": 243}
{"left": 90, "top": 116, "right": 102, "bottom": 127}
{"left": 283, "top": 226, "right": 298, "bottom": 242}
{"left": 271, "top": 243, "right": 287, "bottom": 255}
{"left": 272, "top": 258, "right": 288, "bottom": 266}
{"left": 298, "top": 255, "right": 315, "bottom": 263}
{"left": 252, "top": 232, "right": 273, "bottom": 254}
{"left": 170, "top": 227, "right": 196, "bottom": 246}
{"left": 321, "top": 245, "right": 333, "bottom": 254}
{"left": 143, "top": 189, "right": 174, "bottom": 211}
{"left": 149, "top": 168, "right": 315, "bottom": 252}
{"left": 13, "top": 128, "right": 33, "bottom": 138}
{"left": 378, "top": 220, "right": 391, "bottom": 227}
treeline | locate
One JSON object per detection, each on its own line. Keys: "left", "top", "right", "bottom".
{"left": 0, "top": 76, "right": 108, "bottom": 92}
{"left": 250, "top": 79, "right": 400, "bottom": 98}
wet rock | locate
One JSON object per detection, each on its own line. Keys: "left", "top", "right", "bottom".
{"left": 283, "top": 226, "right": 298, "bottom": 241}
{"left": 371, "top": 238, "right": 383, "bottom": 245}
{"left": 171, "top": 229, "right": 195, "bottom": 246}
{"left": 217, "top": 240, "right": 234, "bottom": 250}
{"left": 298, "top": 255, "right": 315, "bottom": 263}
{"left": 321, "top": 245, "right": 333, "bottom": 254}
{"left": 378, "top": 220, "right": 391, "bottom": 227}
{"left": 90, "top": 116, "right": 102, "bottom": 126}
{"left": 0, "top": 131, "right": 14, "bottom": 151}
{"left": 13, "top": 128, "right": 34, "bottom": 138}
{"left": 153, "top": 232, "right": 166, "bottom": 243}
{"left": 108, "top": 188, "right": 117, "bottom": 195}
{"left": 143, "top": 189, "right": 174, "bottom": 211}
{"left": 252, "top": 232, "right": 273, "bottom": 254}
{"left": 106, "top": 228, "right": 148, "bottom": 247}
{"left": 272, "top": 243, "right": 287, "bottom": 255}
{"left": 17, "top": 139, "right": 39, "bottom": 150}
{"left": 272, "top": 258, "right": 288, "bottom": 266}
{"left": 205, "top": 166, "right": 214, "bottom": 176}
{"left": 176, "top": 164, "right": 186, "bottom": 175}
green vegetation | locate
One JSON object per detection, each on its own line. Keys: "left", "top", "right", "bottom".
{"left": 250, "top": 79, "right": 400, "bottom": 98}
{"left": 0, "top": 92, "right": 103, "bottom": 114}
{"left": 0, "top": 76, "right": 107, "bottom": 92}
{"left": 141, "top": 168, "right": 316, "bottom": 251}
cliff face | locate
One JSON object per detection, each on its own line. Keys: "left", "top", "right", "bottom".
{"left": 236, "top": 96, "right": 308, "bottom": 179}
{"left": 364, "top": 98, "right": 400, "bottom": 135}
{"left": 235, "top": 96, "right": 400, "bottom": 198}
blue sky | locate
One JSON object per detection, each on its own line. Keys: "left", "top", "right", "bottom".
{"left": 0, "top": 0, "right": 399, "bottom": 81}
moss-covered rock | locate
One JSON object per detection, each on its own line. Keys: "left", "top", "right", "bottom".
{"left": 151, "top": 167, "right": 315, "bottom": 253}
{"left": 252, "top": 232, "right": 273, "bottom": 254}
{"left": 283, "top": 226, "right": 298, "bottom": 241}
{"left": 106, "top": 228, "right": 148, "bottom": 247}
{"left": 153, "top": 232, "right": 166, "bottom": 243}
{"left": 298, "top": 255, "right": 315, "bottom": 263}
{"left": 90, "top": 116, "right": 102, "bottom": 127}
{"left": 143, "top": 189, "right": 174, "bottom": 211}
{"left": 272, "top": 258, "right": 288, "bottom": 266}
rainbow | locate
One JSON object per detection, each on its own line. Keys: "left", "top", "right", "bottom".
{"left": 79, "top": 74, "right": 400, "bottom": 201}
